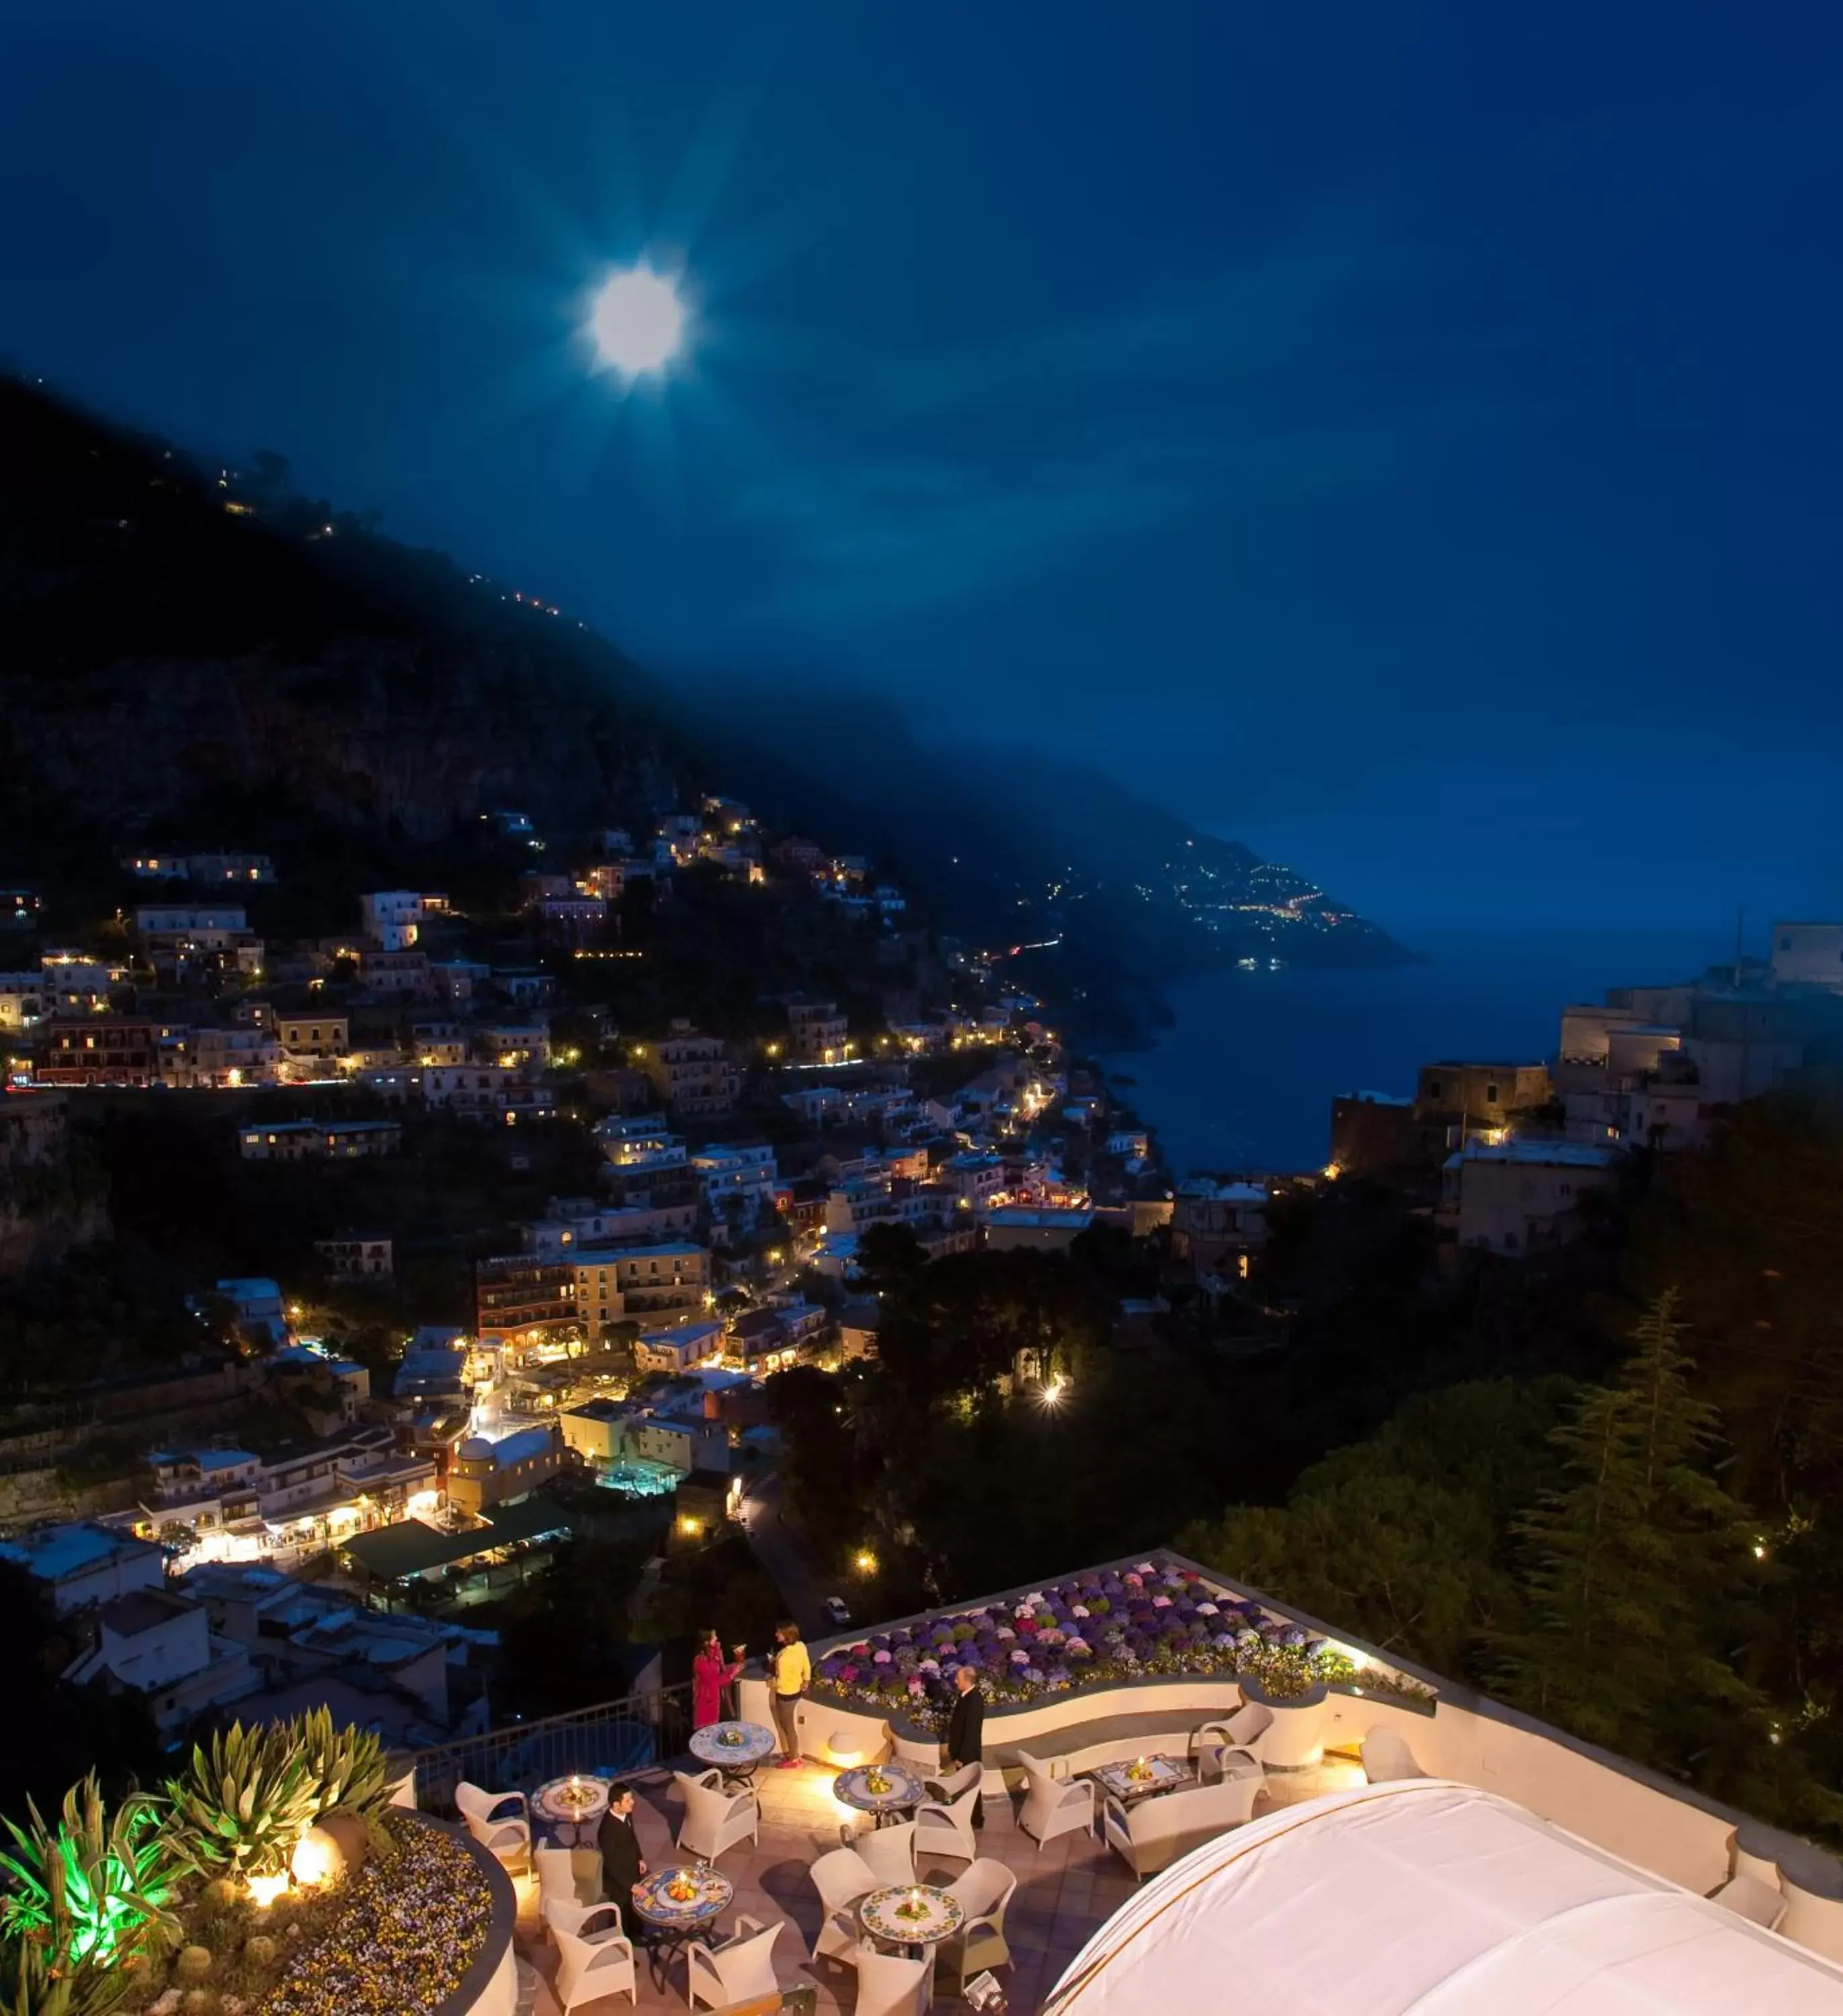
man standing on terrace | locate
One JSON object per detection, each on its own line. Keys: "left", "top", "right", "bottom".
{"left": 946, "top": 1663, "right": 986, "bottom": 1829}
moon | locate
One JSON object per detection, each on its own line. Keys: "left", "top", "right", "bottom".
{"left": 590, "top": 266, "right": 685, "bottom": 375}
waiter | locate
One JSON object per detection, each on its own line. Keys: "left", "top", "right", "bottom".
{"left": 596, "top": 1784, "right": 648, "bottom": 1933}
{"left": 945, "top": 1664, "right": 986, "bottom": 1830}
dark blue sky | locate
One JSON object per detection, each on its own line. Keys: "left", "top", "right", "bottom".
{"left": 5, "top": 3, "right": 1840, "bottom": 937}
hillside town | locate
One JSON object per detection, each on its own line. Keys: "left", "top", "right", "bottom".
{"left": 6, "top": 752, "right": 1843, "bottom": 1786}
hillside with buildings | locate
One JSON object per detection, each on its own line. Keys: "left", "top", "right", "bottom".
{"left": 0, "top": 374, "right": 1403, "bottom": 1045}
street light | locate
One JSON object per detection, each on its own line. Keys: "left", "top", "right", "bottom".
{"left": 854, "top": 1548, "right": 878, "bottom": 1576}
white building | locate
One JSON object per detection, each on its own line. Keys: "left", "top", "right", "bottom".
{"left": 1770, "top": 921, "right": 1843, "bottom": 991}
{"left": 360, "top": 890, "right": 426, "bottom": 951}
{"left": 0, "top": 1522, "right": 167, "bottom": 1614}
{"left": 692, "top": 1142, "right": 780, "bottom": 1224}
{"left": 64, "top": 1589, "right": 255, "bottom": 1736}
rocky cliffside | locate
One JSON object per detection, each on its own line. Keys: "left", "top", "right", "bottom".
{"left": 0, "top": 376, "right": 685, "bottom": 842}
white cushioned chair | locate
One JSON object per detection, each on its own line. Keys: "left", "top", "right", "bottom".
{"left": 1102, "top": 1773, "right": 1261, "bottom": 1880}
{"left": 676, "top": 1768, "right": 760, "bottom": 1863}
{"left": 553, "top": 1919, "right": 637, "bottom": 2011}
{"left": 1018, "top": 1753, "right": 1096, "bottom": 1847}
{"left": 454, "top": 1781, "right": 532, "bottom": 1872}
{"left": 687, "top": 1914, "right": 783, "bottom": 2011}
{"left": 913, "top": 1780, "right": 981, "bottom": 1863}
{"left": 807, "top": 1845, "right": 878, "bottom": 1965}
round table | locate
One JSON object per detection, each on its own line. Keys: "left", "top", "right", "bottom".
{"left": 531, "top": 1773, "right": 609, "bottom": 1845}
{"left": 689, "top": 1719, "right": 776, "bottom": 1789}
{"left": 858, "top": 1882, "right": 965, "bottom": 1962}
{"left": 631, "top": 1863, "right": 735, "bottom": 1992}
{"left": 834, "top": 1761, "right": 927, "bottom": 1828}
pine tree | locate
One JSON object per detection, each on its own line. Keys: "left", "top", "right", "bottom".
{"left": 1496, "top": 1290, "right": 1762, "bottom": 1774}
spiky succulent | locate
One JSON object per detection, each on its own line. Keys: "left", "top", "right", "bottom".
{"left": 163, "top": 1724, "right": 319, "bottom": 1880}
{"left": 293, "top": 1708, "right": 391, "bottom": 1826}
{"left": 0, "top": 1933, "right": 136, "bottom": 2016}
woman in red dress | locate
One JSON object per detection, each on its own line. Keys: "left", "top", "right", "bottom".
{"left": 692, "top": 1628, "right": 743, "bottom": 1729}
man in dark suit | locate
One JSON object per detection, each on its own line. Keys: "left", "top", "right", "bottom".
{"left": 945, "top": 1665, "right": 986, "bottom": 1830}
{"left": 596, "top": 1784, "right": 648, "bottom": 1933}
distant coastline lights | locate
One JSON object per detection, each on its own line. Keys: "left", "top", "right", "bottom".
{"left": 590, "top": 265, "right": 685, "bottom": 375}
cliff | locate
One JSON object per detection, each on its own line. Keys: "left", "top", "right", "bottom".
{"left": 0, "top": 376, "right": 684, "bottom": 845}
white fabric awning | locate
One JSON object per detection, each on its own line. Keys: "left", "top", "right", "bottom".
{"left": 1043, "top": 1779, "right": 1843, "bottom": 2014}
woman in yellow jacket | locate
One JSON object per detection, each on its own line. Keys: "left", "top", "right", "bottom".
{"left": 770, "top": 1620, "right": 810, "bottom": 1766}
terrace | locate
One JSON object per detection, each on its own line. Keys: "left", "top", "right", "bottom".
{"left": 19, "top": 1555, "right": 1843, "bottom": 2015}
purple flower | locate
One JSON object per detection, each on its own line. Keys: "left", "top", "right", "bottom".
{"left": 873, "top": 1650, "right": 892, "bottom": 1665}
{"left": 1010, "top": 1648, "right": 1030, "bottom": 1665}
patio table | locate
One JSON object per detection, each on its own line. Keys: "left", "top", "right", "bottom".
{"left": 531, "top": 1772, "right": 609, "bottom": 1845}
{"left": 632, "top": 1861, "right": 735, "bottom": 1992}
{"left": 690, "top": 1718, "right": 776, "bottom": 1790}
{"left": 1086, "top": 1754, "right": 1194, "bottom": 1806}
{"left": 834, "top": 1760, "right": 927, "bottom": 1828}
{"left": 858, "top": 1882, "right": 965, "bottom": 1962}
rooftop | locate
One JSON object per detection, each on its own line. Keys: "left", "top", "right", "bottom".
{"left": 1450, "top": 1138, "right": 1624, "bottom": 1168}
{"left": 0, "top": 1521, "right": 161, "bottom": 1584}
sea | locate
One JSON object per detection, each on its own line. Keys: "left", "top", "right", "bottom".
{"left": 1106, "top": 922, "right": 1729, "bottom": 1178}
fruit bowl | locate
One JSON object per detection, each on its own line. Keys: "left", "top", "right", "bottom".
{"left": 665, "top": 1875, "right": 699, "bottom": 1905}
{"left": 864, "top": 1771, "right": 891, "bottom": 1795}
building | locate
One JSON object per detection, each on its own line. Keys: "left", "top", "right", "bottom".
{"left": 1171, "top": 1181, "right": 1270, "bottom": 1275}
{"left": 36, "top": 1017, "right": 161, "bottom": 1086}
{"left": 177, "top": 1563, "right": 481, "bottom": 1741}
{"left": 639, "top": 1029, "right": 741, "bottom": 1118}
{"left": 360, "top": 890, "right": 427, "bottom": 951}
{"left": 1770, "top": 921, "right": 1843, "bottom": 991}
{"left": 559, "top": 1397, "right": 630, "bottom": 1468}
{"left": 725, "top": 1306, "right": 799, "bottom": 1376}
{"left": 1442, "top": 1138, "right": 1622, "bottom": 1255}
{"left": 422, "top": 1065, "right": 555, "bottom": 1123}
{"left": 573, "top": 1242, "right": 712, "bottom": 1339}
{"left": 692, "top": 1142, "right": 780, "bottom": 1225}
{"left": 446, "top": 1425, "right": 565, "bottom": 1516}
{"left": 0, "top": 1521, "right": 168, "bottom": 1614}
{"left": 1414, "top": 1061, "right": 1553, "bottom": 1149}
{"left": 358, "top": 948, "right": 433, "bottom": 998}
{"left": 984, "top": 1205, "right": 1098, "bottom": 1253}
{"left": 238, "top": 1118, "right": 401, "bottom": 1161}
{"left": 520, "top": 1197, "right": 701, "bottom": 1254}
{"left": 787, "top": 999, "right": 851, "bottom": 1065}
{"left": 633, "top": 1318, "right": 725, "bottom": 1376}
{"left": 185, "top": 852, "right": 277, "bottom": 886}
{"left": 274, "top": 1011, "right": 350, "bottom": 1062}
{"left": 139, "top": 1427, "right": 440, "bottom": 1564}
{"left": 475, "top": 1255, "right": 577, "bottom": 1343}
{"left": 1327, "top": 1090, "right": 1416, "bottom": 1180}
{"left": 62, "top": 1588, "right": 257, "bottom": 1737}
{"left": 314, "top": 1234, "right": 393, "bottom": 1282}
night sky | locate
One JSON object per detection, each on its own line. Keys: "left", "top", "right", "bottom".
{"left": 5, "top": 3, "right": 1841, "bottom": 936}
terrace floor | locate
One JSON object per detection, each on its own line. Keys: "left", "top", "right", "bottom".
{"left": 510, "top": 1751, "right": 1370, "bottom": 2014}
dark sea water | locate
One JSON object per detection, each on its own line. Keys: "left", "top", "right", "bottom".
{"left": 1106, "top": 923, "right": 1729, "bottom": 1177}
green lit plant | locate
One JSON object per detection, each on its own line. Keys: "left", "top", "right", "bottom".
{"left": 163, "top": 1724, "right": 319, "bottom": 1882}
{"left": 0, "top": 1776, "right": 180, "bottom": 1973}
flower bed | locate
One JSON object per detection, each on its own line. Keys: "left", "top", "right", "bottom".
{"left": 813, "top": 1559, "right": 1434, "bottom": 1729}
{"left": 124, "top": 1816, "right": 495, "bottom": 2016}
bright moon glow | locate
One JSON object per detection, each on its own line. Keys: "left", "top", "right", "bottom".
{"left": 591, "top": 267, "right": 684, "bottom": 374}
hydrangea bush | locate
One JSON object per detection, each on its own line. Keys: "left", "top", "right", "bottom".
{"left": 813, "top": 1562, "right": 1434, "bottom": 1730}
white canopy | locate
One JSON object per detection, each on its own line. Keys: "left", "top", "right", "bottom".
{"left": 1043, "top": 1779, "right": 1843, "bottom": 2015}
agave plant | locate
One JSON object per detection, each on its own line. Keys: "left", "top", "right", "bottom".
{"left": 0, "top": 1936, "right": 138, "bottom": 2016}
{"left": 294, "top": 1707, "right": 391, "bottom": 1825}
{"left": 0, "top": 1776, "right": 181, "bottom": 1972}
{"left": 163, "top": 1723, "right": 319, "bottom": 1880}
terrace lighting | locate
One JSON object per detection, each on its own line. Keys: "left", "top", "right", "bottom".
{"left": 854, "top": 1548, "right": 878, "bottom": 1575}
{"left": 1040, "top": 1376, "right": 1067, "bottom": 1408}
